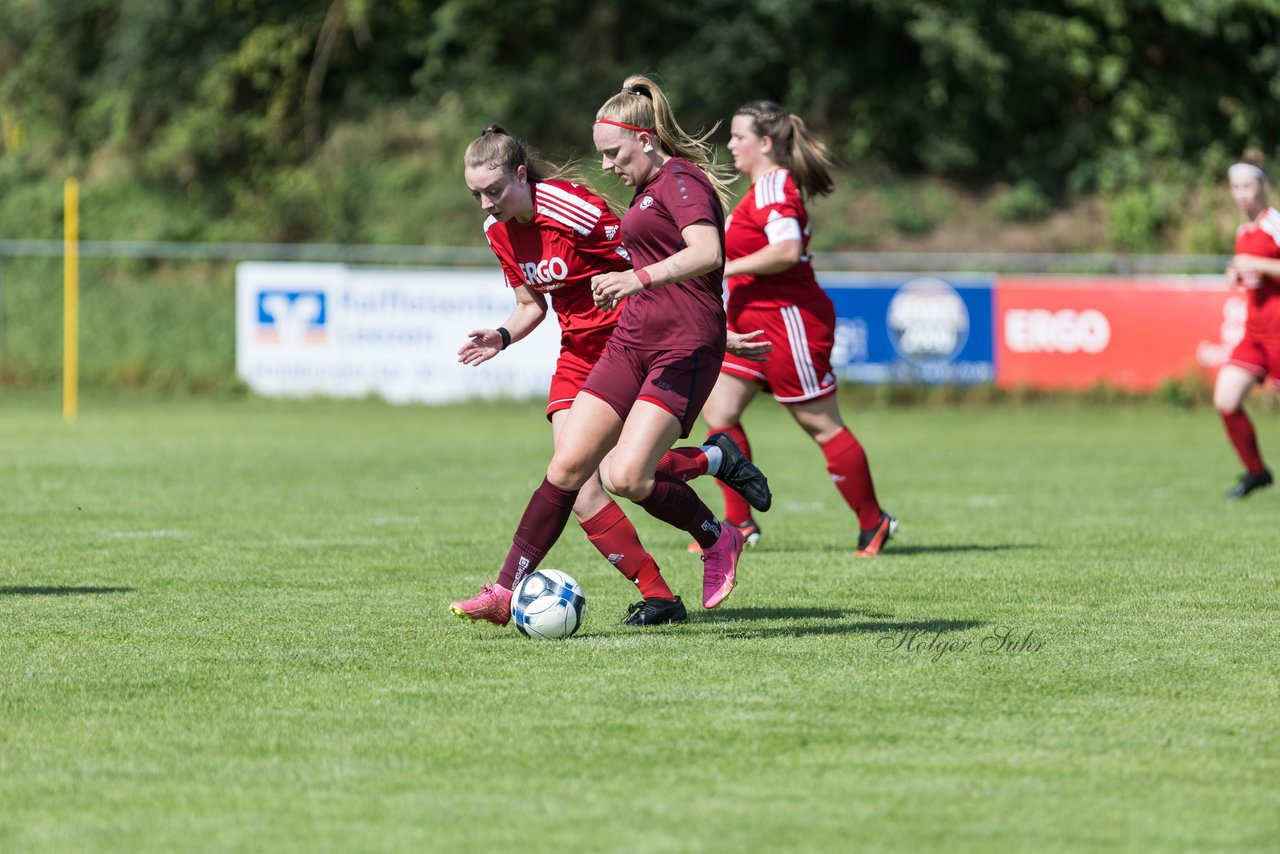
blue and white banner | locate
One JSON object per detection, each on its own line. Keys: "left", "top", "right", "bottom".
{"left": 819, "top": 274, "right": 995, "bottom": 384}
{"left": 235, "top": 263, "right": 560, "bottom": 404}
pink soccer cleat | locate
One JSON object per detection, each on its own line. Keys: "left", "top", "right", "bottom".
{"left": 449, "top": 583, "right": 512, "bottom": 626}
{"left": 688, "top": 518, "right": 762, "bottom": 554}
{"left": 700, "top": 523, "right": 744, "bottom": 609}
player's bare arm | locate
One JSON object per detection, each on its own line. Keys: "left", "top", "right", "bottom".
{"left": 458, "top": 285, "right": 548, "bottom": 366}
{"left": 591, "top": 222, "right": 723, "bottom": 309}
{"left": 660, "top": 221, "right": 724, "bottom": 285}
{"left": 724, "top": 238, "right": 803, "bottom": 279}
{"left": 1231, "top": 253, "right": 1280, "bottom": 286}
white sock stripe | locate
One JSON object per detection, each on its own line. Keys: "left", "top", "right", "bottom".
{"left": 781, "top": 305, "right": 821, "bottom": 395}
{"left": 701, "top": 446, "right": 723, "bottom": 477}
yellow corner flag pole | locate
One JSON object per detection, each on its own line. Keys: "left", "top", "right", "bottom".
{"left": 64, "top": 177, "right": 79, "bottom": 423}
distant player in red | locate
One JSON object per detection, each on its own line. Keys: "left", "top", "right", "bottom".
{"left": 450, "top": 81, "right": 771, "bottom": 627}
{"left": 698, "top": 101, "right": 896, "bottom": 556}
{"left": 1216, "top": 151, "right": 1280, "bottom": 499}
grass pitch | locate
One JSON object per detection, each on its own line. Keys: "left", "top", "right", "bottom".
{"left": 1, "top": 392, "right": 1277, "bottom": 852}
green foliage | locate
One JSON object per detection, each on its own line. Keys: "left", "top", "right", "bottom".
{"left": 4, "top": 0, "right": 1280, "bottom": 228}
{"left": 1106, "top": 186, "right": 1169, "bottom": 251}
{"left": 0, "top": 257, "right": 240, "bottom": 392}
{"left": 1106, "top": 188, "right": 1159, "bottom": 251}
{"left": 1185, "top": 202, "right": 1237, "bottom": 255}
{"left": 1154, "top": 373, "right": 1214, "bottom": 408}
{"left": 882, "top": 184, "right": 935, "bottom": 236}
{"left": 987, "top": 180, "right": 1052, "bottom": 223}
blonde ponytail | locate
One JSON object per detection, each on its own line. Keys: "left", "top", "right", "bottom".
{"left": 595, "top": 75, "right": 735, "bottom": 210}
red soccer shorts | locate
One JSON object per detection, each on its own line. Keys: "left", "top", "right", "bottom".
{"left": 1227, "top": 335, "right": 1280, "bottom": 387}
{"left": 547, "top": 347, "right": 598, "bottom": 419}
{"left": 721, "top": 300, "right": 838, "bottom": 404}
{"left": 579, "top": 338, "right": 723, "bottom": 437}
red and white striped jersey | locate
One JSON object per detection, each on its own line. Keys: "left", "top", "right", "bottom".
{"left": 483, "top": 180, "right": 629, "bottom": 354}
{"left": 1235, "top": 207, "right": 1280, "bottom": 338}
{"left": 724, "top": 169, "right": 822, "bottom": 313}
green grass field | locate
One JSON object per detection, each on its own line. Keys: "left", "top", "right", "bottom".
{"left": 2, "top": 392, "right": 1277, "bottom": 852}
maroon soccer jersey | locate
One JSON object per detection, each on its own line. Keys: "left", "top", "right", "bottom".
{"left": 1234, "top": 207, "right": 1280, "bottom": 338}
{"left": 724, "top": 169, "right": 825, "bottom": 314}
{"left": 483, "top": 179, "right": 629, "bottom": 356}
{"left": 610, "top": 158, "right": 727, "bottom": 352}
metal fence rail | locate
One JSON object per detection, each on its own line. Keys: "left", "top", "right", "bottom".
{"left": 0, "top": 239, "right": 495, "bottom": 266}
{"left": 0, "top": 239, "right": 1231, "bottom": 274}
{"left": 814, "top": 250, "right": 1229, "bottom": 275}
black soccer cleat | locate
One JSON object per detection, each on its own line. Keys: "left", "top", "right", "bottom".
{"left": 1226, "top": 468, "right": 1273, "bottom": 500}
{"left": 706, "top": 433, "right": 772, "bottom": 512}
{"left": 622, "top": 596, "right": 688, "bottom": 626}
{"left": 856, "top": 511, "right": 898, "bottom": 557}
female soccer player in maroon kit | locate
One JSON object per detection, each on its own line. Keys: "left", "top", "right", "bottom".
{"left": 1217, "top": 152, "right": 1280, "bottom": 499}
{"left": 450, "top": 85, "right": 769, "bottom": 627}
{"left": 698, "top": 101, "right": 896, "bottom": 556}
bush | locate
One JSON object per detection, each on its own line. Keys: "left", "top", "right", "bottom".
{"left": 883, "top": 186, "right": 936, "bottom": 236}
{"left": 987, "top": 180, "right": 1052, "bottom": 223}
{"left": 1107, "top": 187, "right": 1166, "bottom": 251}
{"left": 1154, "top": 374, "right": 1213, "bottom": 408}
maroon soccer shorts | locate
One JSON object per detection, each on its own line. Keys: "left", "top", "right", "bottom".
{"left": 579, "top": 338, "right": 723, "bottom": 437}
{"left": 721, "top": 301, "right": 838, "bottom": 404}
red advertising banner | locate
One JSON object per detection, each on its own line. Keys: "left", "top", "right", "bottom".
{"left": 994, "top": 276, "right": 1244, "bottom": 390}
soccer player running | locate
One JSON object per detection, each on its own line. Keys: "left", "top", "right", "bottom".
{"left": 695, "top": 101, "right": 896, "bottom": 556}
{"left": 1217, "top": 150, "right": 1280, "bottom": 499}
{"left": 450, "top": 81, "right": 768, "bottom": 627}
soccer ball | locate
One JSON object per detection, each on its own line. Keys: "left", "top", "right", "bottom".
{"left": 511, "top": 569, "right": 586, "bottom": 639}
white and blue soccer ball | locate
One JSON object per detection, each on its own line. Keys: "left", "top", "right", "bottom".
{"left": 511, "top": 569, "right": 586, "bottom": 639}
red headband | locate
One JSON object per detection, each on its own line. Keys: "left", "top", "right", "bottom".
{"left": 595, "top": 119, "right": 655, "bottom": 134}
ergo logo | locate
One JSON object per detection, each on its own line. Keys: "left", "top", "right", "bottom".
{"left": 1004, "top": 308, "right": 1110, "bottom": 354}
{"left": 521, "top": 256, "right": 569, "bottom": 285}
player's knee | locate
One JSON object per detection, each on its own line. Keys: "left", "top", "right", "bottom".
{"left": 611, "top": 479, "right": 653, "bottom": 501}
{"left": 811, "top": 427, "right": 843, "bottom": 445}
{"left": 796, "top": 417, "right": 837, "bottom": 444}
{"left": 546, "top": 455, "right": 593, "bottom": 491}
{"left": 702, "top": 399, "right": 740, "bottom": 430}
{"left": 604, "top": 461, "right": 653, "bottom": 501}
{"left": 597, "top": 465, "right": 617, "bottom": 495}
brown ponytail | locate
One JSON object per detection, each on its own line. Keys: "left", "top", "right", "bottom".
{"left": 735, "top": 101, "right": 835, "bottom": 198}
